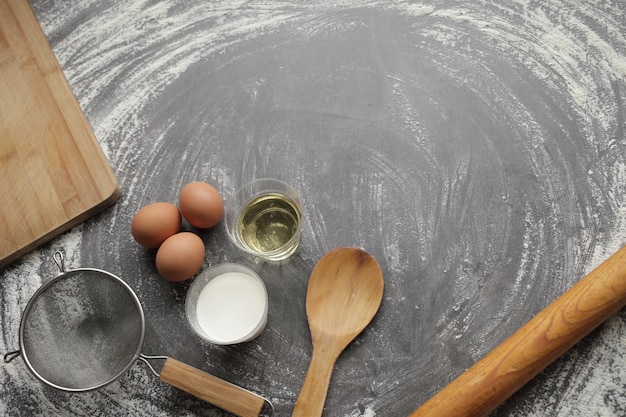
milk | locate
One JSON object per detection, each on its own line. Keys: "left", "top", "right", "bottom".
{"left": 195, "top": 271, "right": 267, "bottom": 344}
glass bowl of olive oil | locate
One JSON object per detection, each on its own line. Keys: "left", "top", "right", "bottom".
{"left": 225, "top": 178, "right": 303, "bottom": 261}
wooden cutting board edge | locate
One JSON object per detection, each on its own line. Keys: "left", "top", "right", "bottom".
{"left": 0, "top": 0, "right": 121, "bottom": 269}
{"left": 0, "top": 189, "right": 121, "bottom": 269}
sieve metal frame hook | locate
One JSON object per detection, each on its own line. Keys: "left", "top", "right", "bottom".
{"left": 3, "top": 350, "right": 21, "bottom": 363}
{"left": 53, "top": 250, "right": 66, "bottom": 273}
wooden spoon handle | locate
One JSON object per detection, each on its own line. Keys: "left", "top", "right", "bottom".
{"left": 160, "top": 358, "right": 266, "bottom": 417}
{"left": 292, "top": 347, "right": 338, "bottom": 417}
{"left": 410, "top": 245, "right": 626, "bottom": 417}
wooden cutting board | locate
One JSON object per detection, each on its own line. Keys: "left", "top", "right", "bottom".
{"left": 0, "top": 0, "right": 120, "bottom": 268}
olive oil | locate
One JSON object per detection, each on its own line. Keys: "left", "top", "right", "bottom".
{"left": 236, "top": 192, "right": 301, "bottom": 256}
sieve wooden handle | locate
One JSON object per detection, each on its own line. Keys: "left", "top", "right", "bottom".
{"left": 160, "top": 357, "right": 266, "bottom": 417}
{"left": 409, "top": 245, "right": 626, "bottom": 417}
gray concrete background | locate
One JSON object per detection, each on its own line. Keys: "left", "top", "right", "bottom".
{"left": 2, "top": 1, "right": 625, "bottom": 416}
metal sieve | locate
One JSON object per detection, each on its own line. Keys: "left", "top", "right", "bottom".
{"left": 4, "top": 251, "right": 271, "bottom": 417}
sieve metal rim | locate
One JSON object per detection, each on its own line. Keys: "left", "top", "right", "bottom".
{"left": 18, "top": 267, "right": 146, "bottom": 392}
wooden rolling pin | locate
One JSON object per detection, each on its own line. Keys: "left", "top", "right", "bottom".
{"left": 410, "top": 244, "right": 626, "bottom": 417}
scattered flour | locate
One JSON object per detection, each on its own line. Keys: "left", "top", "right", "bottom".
{"left": 3, "top": 0, "right": 625, "bottom": 416}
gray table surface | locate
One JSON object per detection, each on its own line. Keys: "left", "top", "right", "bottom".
{"left": 2, "top": 1, "right": 626, "bottom": 416}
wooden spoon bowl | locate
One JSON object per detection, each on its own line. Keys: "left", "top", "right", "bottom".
{"left": 293, "top": 247, "right": 384, "bottom": 417}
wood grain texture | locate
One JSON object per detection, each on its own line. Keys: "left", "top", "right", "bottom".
{"left": 160, "top": 357, "right": 266, "bottom": 417}
{"left": 293, "top": 248, "right": 384, "bottom": 416}
{"left": 1, "top": 1, "right": 626, "bottom": 416}
{"left": 410, "top": 244, "right": 626, "bottom": 417}
{"left": 0, "top": 0, "right": 119, "bottom": 268}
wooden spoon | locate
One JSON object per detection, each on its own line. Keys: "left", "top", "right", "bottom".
{"left": 292, "top": 247, "right": 384, "bottom": 417}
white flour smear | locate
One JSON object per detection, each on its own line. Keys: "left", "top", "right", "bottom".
{"left": 2, "top": 0, "right": 625, "bottom": 416}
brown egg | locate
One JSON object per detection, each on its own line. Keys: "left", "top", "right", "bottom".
{"left": 155, "top": 232, "right": 205, "bottom": 282}
{"left": 131, "top": 202, "right": 181, "bottom": 248}
{"left": 179, "top": 181, "right": 224, "bottom": 229}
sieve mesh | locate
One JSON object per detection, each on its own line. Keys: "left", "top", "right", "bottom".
{"left": 19, "top": 269, "right": 145, "bottom": 391}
